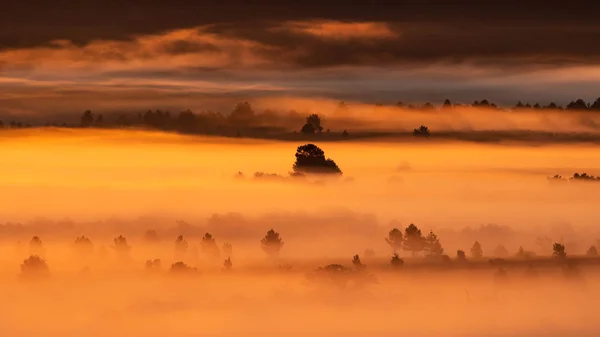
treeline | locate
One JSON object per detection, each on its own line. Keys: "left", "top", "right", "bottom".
{"left": 17, "top": 222, "right": 600, "bottom": 281}
{"left": 3, "top": 97, "right": 600, "bottom": 134}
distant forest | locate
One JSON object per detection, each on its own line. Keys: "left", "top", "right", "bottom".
{"left": 2, "top": 97, "right": 600, "bottom": 137}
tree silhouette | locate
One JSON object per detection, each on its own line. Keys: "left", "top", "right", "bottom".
{"left": 442, "top": 99, "right": 452, "bottom": 110}
{"left": 174, "top": 235, "right": 188, "bottom": 259}
{"left": 201, "top": 233, "right": 221, "bottom": 259}
{"left": 73, "top": 236, "right": 94, "bottom": 256}
{"left": 493, "top": 245, "right": 509, "bottom": 257}
{"left": 301, "top": 122, "right": 315, "bottom": 134}
{"left": 292, "top": 144, "right": 342, "bottom": 175}
{"left": 552, "top": 243, "right": 567, "bottom": 259}
{"left": 403, "top": 224, "right": 425, "bottom": 257}
{"left": 385, "top": 228, "right": 403, "bottom": 253}
{"left": 301, "top": 114, "right": 323, "bottom": 134}
{"left": 261, "top": 229, "right": 283, "bottom": 257}
{"left": 170, "top": 261, "right": 197, "bottom": 274}
{"left": 413, "top": 125, "right": 430, "bottom": 136}
{"left": 228, "top": 101, "right": 255, "bottom": 126}
{"left": 80, "top": 110, "right": 94, "bottom": 127}
{"left": 470, "top": 241, "right": 483, "bottom": 259}
{"left": 390, "top": 253, "right": 404, "bottom": 268}
{"left": 456, "top": 250, "right": 467, "bottom": 261}
{"left": 145, "top": 259, "right": 162, "bottom": 272}
{"left": 352, "top": 254, "right": 365, "bottom": 270}
{"left": 20, "top": 255, "right": 50, "bottom": 279}
{"left": 586, "top": 245, "right": 598, "bottom": 257}
{"left": 425, "top": 230, "right": 444, "bottom": 257}
{"left": 113, "top": 235, "right": 131, "bottom": 260}
{"left": 566, "top": 99, "right": 589, "bottom": 110}
{"left": 29, "top": 236, "right": 45, "bottom": 257}
{"left": 143, "top": 230, "right": 159, "bottom": 243}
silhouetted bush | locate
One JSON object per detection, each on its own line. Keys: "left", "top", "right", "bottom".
{"left": 20, "top": 255, "right": 50, "bottom": 279}
{"left": 261, "top": 229, "right": 284, "bottom": 257}
{"left": 570, "top": 172, "right": 600, "bottom": 182}
{"left": 390, "top": 253, "right": 404, "bottom": 268}
{"left": 413, "top": 125, "right": 430, "bottom": 136}
{"left": 292, "top": 144, "right": 342, "bottom": 175}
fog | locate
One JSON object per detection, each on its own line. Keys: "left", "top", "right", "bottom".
{"left": 1, "top": 128, "right": 600, "bottom": 336}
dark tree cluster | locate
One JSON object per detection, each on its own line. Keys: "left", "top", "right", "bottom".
{"left": 292, "top": 144, "right": 342, "bottom": 175}
{"left": 413, "top": 125, "right": 430, "bottom": 136}
{"left": 549, "top": 172, "right": 600, "bottom": 182}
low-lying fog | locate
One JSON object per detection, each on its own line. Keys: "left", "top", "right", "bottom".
{"left": 1, "top": 128, "right": 600, "bottom": 336}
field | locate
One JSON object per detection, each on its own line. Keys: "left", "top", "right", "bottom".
{"left": 1, "top": 128, "right": 600, "bottom": 336}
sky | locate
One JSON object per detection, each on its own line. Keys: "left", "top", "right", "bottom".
{"left": 2, "top": 1, "right": 600, "bottom": 118}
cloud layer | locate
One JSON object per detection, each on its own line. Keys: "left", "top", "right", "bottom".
{"left": 2, "top": 2, "right": 600, "bottom": 116}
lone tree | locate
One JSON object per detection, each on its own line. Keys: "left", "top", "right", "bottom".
{"left": 261, "top": 229, "right": 284, "bottom": 257}
{"left": 425, "top": 230, "right": 444, "bottom": 257}
{"left": 20, "top": 255, "right": 50, "bottom": 279}
{"left": 301, "top": 114, "right": 323, "bottom": 134}
{"left": 385, "top": 228, "right": 403, "bottom": 253}
{"left": 552, "top": 243, "right": 567, "bottom": 259}
{"left": 403, "top": 224, "right": 425, "bottom": 257}
{"left": 587, "top": 246, "right": 598, "bottom": 257}
{"left": 470, "top": 241, "right": 483, "bottom": 259}
{"left": 292, "top": 144, "right": 342, "bottom": 175}
{"left": 201, "top": 233, "right": 220, "bottom": 259}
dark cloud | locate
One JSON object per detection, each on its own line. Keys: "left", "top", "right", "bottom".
{"left": 2, "top": 1, "right": 600, "bottom": 68}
